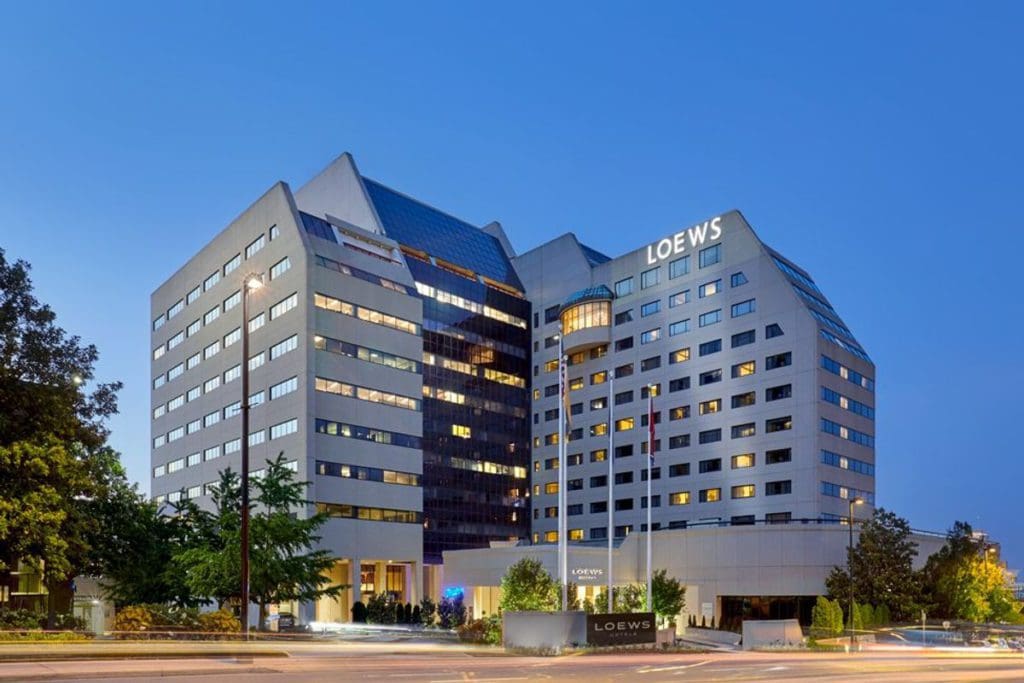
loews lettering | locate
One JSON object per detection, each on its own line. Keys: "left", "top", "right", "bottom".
{"left": 646, "top": 216, "right": 723, "bottom": 265}
{"left": 593, "top": 619, "right": 653, "bottom": 632}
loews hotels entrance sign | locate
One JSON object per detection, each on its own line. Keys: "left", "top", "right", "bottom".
{"left": 646, "top": 216, "right": 723, "bottom": 265}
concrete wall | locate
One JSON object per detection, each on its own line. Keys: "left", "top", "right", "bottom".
{"left": 503, "top": 611, "right": 587, "bottom": 650}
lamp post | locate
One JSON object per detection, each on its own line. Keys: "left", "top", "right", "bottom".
{"left": 240, "top": 274, "right": 263, "bottom": 638}
{"left": 847, "top": 496, "right": 864, "bottom": 649}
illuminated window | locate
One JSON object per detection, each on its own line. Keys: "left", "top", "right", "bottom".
{"left": 766, "top": 416, "right": 792, "bottom": 433}
{"left": 669, "top": 347, "right": 690, "bottom": 364}
{"left": 698, "top": 399, "right": 721, "bottom": 415}
{"left": 569, "top": 377, "right": 584, "bottom": 391}
{"left": 544, "top": 359, "right": 558, "bottom": 373}
{"left": 544, "top": 530, "right": 558, "bottom": 543}
{"left": 590, "top": 422, "right": 608, "bottom": 437}
{"left": 315, "top": 293, "right": 420, "bottom": 335}
{"left": 732, "top": 361, "right": 756, "bottom": 378}
{"left": 591, "top": 371, "right": 607, "bottom": 385}
{"left": 569, "top": 529, "right": 584, "bottom": 541}
{"left": 451, "top": 424, "right": 472, "bottom": 439}
{"left": 670, "top": 405, "right": 690, "bottom": 420}
{"left": 698, "top": 279, "right": 721, "bottom": 298}
{"left": 560, "top": 300, "right": 611, "bottom": 335}
{"left": 614, "top": 418, "right": 635, "bottom": 432}
{"left": 731, "top": 453, "right": 755, "bottom": 469}
{"left": 669, "top": 491, "right": 690, "bottom": 505}
{"left": 732, "top": 423, "right": 756, "bottom": 438}
{"left": 641, "top": 328, "right": 661, "bottom": 344}
{"left": 699, "top": 488, "right": 721, "bottom": 503}
{"left": 590, "top": 449, "right": 607, "bottom": 462}
{"left": 545, "top": 482, "right": 559, "bottom": 494}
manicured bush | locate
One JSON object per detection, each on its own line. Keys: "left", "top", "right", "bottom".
{"left": 412, "top": 605, "right": 421, "bottom": 625}
{"left": 395, "top": 602, "right": 405, "bottom": 624}
{"left": 404, "top": 603, "right": 413, "bottom": 624}
{"left": 197, "top": 609, "right": 241, "bottom": 633}
{"left": 367, "top": 593, "right": 396, "bottom": 624}
{"left": 114, "top": 605, "right": 154, "bottom": 633}
{"left": 875, "top": 604, "right": 891, "bottom": 625}
{"left": 351, "top": 601, "right": 368, "bottom": 623}
{"left": 0, "top": 608, "right": 44, "bottom": 630}
{"left": 419, "top": 597, "right": 437, "bottom": 627}
{"left": 456, "top": 614, "right": 501, "bottom": 645}
{"left": 439, "top": 594, "right": 467, "bottom": 629}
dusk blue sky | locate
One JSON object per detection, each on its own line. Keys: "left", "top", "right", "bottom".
{"left": 2, "top": 3, "right": 1021, "bottom": 566}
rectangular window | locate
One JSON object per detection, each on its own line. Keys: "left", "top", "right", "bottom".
{"left": 821, "top": 355, "right": 874, "bottom": 391}
{"left": 614, "top": 444, "right": 634, "bottom": 459}
{"left": 821, "top": 386, "right": 874, "bottom": 419}
{"left": 731, "top": 484, "right": 755, "bottom": 499}
{"left": 153, "top": 313, "right": 165, "bottom": 331}
{"left": 614, "top": 309, "right": 633, "bottom": 326}
{"left": 153, "top": 405, "right": 166, "bottom": 419}
{"left": 186, "top": 385, "right": 201, "bottom": 401}
{"left": 766, "top": 512, "right": 792, "bottom": 524}
{"left": 821, "top": 449, "right": 875, "bottom": 476}
{"left": 669, "top": 290, "right": 690, "bottom": 307}
{"left": 699, "top": 458, "right": 721, "bottom": 473}
{"left": 167, "top": 331, "right": 184, "bottom": 350}
{"left": 270, "top": 256, "right": 291, "bottom": 280}
{"left": 167, "top": 394, "right": 184, "bottom": 412}
{"left": 269, "top": 225, "right": 279, "bottom": 241}
{"left": 766, "top": 448, "right": 792, "bottom": 464}
{"left": 698, "top": 279, "right": 720, "bottom": 298}
{"left": 615, "top": 363, "right": 634, "bottom": 379}
{"left": 245, "top": 234, "right": 265, "bottom": 259}
{"left": 270, "top": 418, "right": 298, "bottom": 440}
{"left": 669, "top": 491, "right": 691, "bottom": 505}
{"left": 223, "top": 290, "right": 241, "bottom": 312}
{"left": 767, "top": 384, "right": 792, "bottom": 401}
{"left": 640, "top": 267, "right": 660, "bottom": 289}
{"left": 669, "top": 319, "right": 690, "bottom": 336}
{"left": 731, "top": 329, "right": 755, "bottom": 348}
{"left": 270, "top": 334, "right": 299, "bottom": 360}
{"left": 698, "top": 428, "right": 721, "bottom": 444}
{"left": 615, "top": 498, "right": 634, "bottom": 511}
{"left": 224, "top": 438, "right": 241, "bottom": 454}
{"left": 187, "top": 286, "right": 201, "bottom": 305}
{"left": 669, "top": 377, "right": 690, "bottom": 392}
{"left": 615, "top": 277, "right": 634, "bottom": 297}
{"left": 167, "top": 299, "right": 184, "bottom": 319}
{"left": 698, "top": 309, "right": 721, "bottom": 327}
{"left": 615, "top": 471, "right": 634, "bottom": 485}
{"left": 731, "top": 299, "right": 756, "bottom": 317}
{"left": 270, "top": 292, "right": 298, "bottom": 319}
{"left": 248, "top": 312, "right": 266, "bottom": 333}
{"left": 731, "top": 391, "right": 756, "bottom": 408}
{"left": 224, "top": 327, "right": 241, "bottom": 348}
{"left": 731, "top": 422, "right": 756, "bottom": 438}
{"left": 699, "top": 339, "right": 722, "bottom": 356}
{"left": 669, "top": 463, "right": 690, "bottom": 477}
{"left": 204, "top": 306, "right": 220, "bottom": 325}
{"left": 669, "top": 348, "right": 690, "bottom": 365}
{"left": 590, "top": 371, "right": 607, "bottom": 385}
{"left": 223, "top": 254, "right": 241, "bottom": 276}
{"left": 249, "top": 351, "right": 265, "bottom": 371}
{"left": 224, "top": 401, "right": 241, "bottom": 419}
{"left": 270, "top": 376, "right": 298, "bottom": 400}
{"left": 203, "top": 340, "right": 220, "bottom": 360}
{"left": 766, "top": 416, "right": 792, "bottom": 433}
{"left": 731, "top": 272, "right": 748, "bottom": 287}
{"left": 698, "top": 398, "right": 721, "bottom": 415}
{"left": 669, "top": 255, "right": 690, "bottom": 279}
{"left": 766, "top": 323, "right": 784, "bottom": 339}
{"left": 204, "top": 271, "right": 220, "bottom": 292}
{"left": 670, "top": 405, "right": 690, "bottom": 420}
{"left": 766, "top": 352, "right": 792, "bottom": 370}
{"left": 699, "top": 369, "right": 722, "bottom": 385}
{"left": 766, "top": 480, "right": 792, "bottom": 496}
{"left": 698, "top": 488, "right": 721, "bottom": 503}
{"left": 731, "top": 360, "right": 755, "bottom": 378}
{"left": 204, "top": 376, "right": 220, "bottom": 393}
{"left": 203, "top": 411, "right": 220, "bottom": 428}
{"left": 699, "top": 243, "right": 721, "bottom": 268}
{"left": 187, "top": 319, "right": 201, "bottom": 337}
{"left": 640, "top": 329, "right": 660, "bottom": 345}
{"left": 167, "top": 427, "right": 184, "bottom": 443}
{"left": 614, "top": 418, "right": 635, "bottom": 432}
{"left": 669, "top": 434, "right": 690, "bottom": 449}
{"left": 223, "top": 364, "right": 241, "bottom": 383}
{"left": 732, "top": 453, "right": 755, "bottom": 469}
{"left": 167, "top": 363, "right": 184, "bottom": 381}
{"left": 641, "top": 300, "right": 660, "bottom": 317}
{"left": 153, "top": 375, "right": 166, "bottom": 389}
{"left": 544, "top": 305, "right": 560, "bottom": 323}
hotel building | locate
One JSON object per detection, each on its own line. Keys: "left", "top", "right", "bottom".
{"left": 151, "top": 152, "right": 881, "bottom": 626}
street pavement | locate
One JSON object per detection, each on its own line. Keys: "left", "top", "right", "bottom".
{"left": 0, "top": 642, "right": 1022, "bottom": 681}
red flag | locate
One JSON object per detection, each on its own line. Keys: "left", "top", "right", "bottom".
{"left": 648, "top": 390, "right": 655, "bottom": 461}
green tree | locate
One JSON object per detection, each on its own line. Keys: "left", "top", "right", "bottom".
{"left": 498, "top": 558, "right": 559, "bottom": 612}
{"left": 825, "top": 508, "right": 920, "bottom": 621}
{"left": 919, "top": 521, "right": 981, "bottom": 618}
{"left": 937, "top": 554, "right": 1023, "bottom": 623}
{"left": 174, "top": 456, "right": 346, "bottom": 626}
{"left": 810, "top": 596, "right": 843, "bottom": 639}
{"left": 651, "top": 569, "right": 686, "bottom": 627}
{"left": 595, "top": 583, "right": 646, "bottom": 613}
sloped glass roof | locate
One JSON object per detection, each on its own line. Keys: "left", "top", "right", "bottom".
{"left": 362, "top": 178, "right": 523, "bottom": 290}
{"left": 561, "top": 284, "right": 614, "bottom": 311}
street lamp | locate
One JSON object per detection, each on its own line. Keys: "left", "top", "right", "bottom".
{"left": 240, "top": 273, "right": 263, "bottom": 638}
{"left": 848, "top": 496, "right": 864, "bottom": 649}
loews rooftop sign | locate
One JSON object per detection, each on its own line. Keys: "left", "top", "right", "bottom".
{"left": 646, "top": 216, "right": 723, "bottom": 265}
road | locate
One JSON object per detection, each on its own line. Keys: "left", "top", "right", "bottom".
{"left": 0, "top": 643, "right": 1022, "bottom": 682}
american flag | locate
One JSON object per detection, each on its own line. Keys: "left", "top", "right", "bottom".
{"left": 561, "top": 356, "right": 571, "bottom": 428}
{"left": 648, "top": 390, "right": 656, "bottom": 461}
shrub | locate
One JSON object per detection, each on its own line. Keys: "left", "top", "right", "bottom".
{"left": 457, "top": 614, "right": 501, "bottom": 645}
{"left": 700, "top": 615, "right": 706, "bottom": 628}
{"left": 412, "top": 605, "right": 422, "bottom": 625}
{"left": 351, "top": 601, "right": 368, "bottom": 623}
{"left": 875, "top": 603, "right": 891, "bottom": 625}
{"left": 367, "top": 593, "right": 396, "bottom": 624}
{"left": 197, "top": 609, "right": 241, "bottom": 633}
{"left": 404, "top": 603, "right": 413, "bottom": 624}
{"left": 114, "top": 605, "right": 154, "bottom": 633}
{"left": 419, "top": 598, "right": 437, "bottom": 627}
{"left": 395, "top": 602, "right": 405, "bottom": 624}
{"left": 439, "top": 594, "right": 467, "bottom": 629}
{"left": 0, "top": 608, "right": 44, "bottom": 630}
{"left": 859, "top": 603, "right": 875, "bottom": 629}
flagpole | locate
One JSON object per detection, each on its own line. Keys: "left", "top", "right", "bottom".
{"left": 607, "top": 371, "right": 614, "bottom": 613}
{"left": 646, "top": 384, "right": 653, "bottom": 612}
{"left": 558, "top": 326, "right": 568, "bottom": 612}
